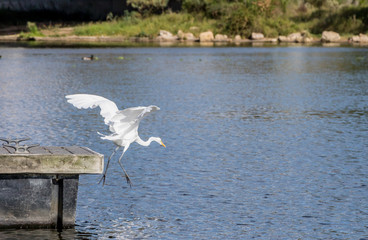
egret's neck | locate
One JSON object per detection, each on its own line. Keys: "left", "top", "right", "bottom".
{"left": 136, "top": 136, "right": 159, "bottom": 146}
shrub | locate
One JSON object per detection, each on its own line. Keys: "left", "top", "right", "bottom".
{"left": 182, "top": 0, "right": 206, "bottom": 13}
{"left": 18, "top": 21, "right": 44, "bottom": 39}
{"left": 127, "top": 0, "right": 169, "bottom": 15}
{"left": 219, "top": 4, "right": 253, "bottom": 36}
{"left": 218, "top": 3, "right": 299, "bottom": 37}
{"left": 311, "top": 7, "right": 368, "bottom": 34}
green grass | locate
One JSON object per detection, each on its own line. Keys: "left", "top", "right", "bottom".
{"left": 72, "top": 10, "right": 310, "bottom": 39}
{"left": 18, "top": 21, "right": 44, "bottom": 39}
{"left": 73, "top": 11, "right": 299, "bottom": 38}
{"left": 70, "top": 6, "right": 368, "bottom": 38}
{"left": 73, "top": 13, "right": 216, "bottom": 38}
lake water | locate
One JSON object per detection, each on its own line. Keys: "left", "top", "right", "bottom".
{"left": 0, "top": 45, "right": 367, "bottom": 239}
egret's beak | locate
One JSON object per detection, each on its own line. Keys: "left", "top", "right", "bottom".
{"left": 161, "top": 141, "right": 166, "bottom": 148}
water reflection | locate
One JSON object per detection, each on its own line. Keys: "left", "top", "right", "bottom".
{"left": 0, "top": 228, "right": 96, "bottom": 240}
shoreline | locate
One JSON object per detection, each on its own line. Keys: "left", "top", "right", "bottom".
{"left": 0, "top": 33, "right": 367, "bottom": 47}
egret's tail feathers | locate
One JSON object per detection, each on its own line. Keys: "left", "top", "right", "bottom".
{"left": 97, "top": 131, "right": 105, "bottom": 136}
{"left": 97, "top": 131, "right": 109, "bottom": 140}
{"left": 98, "top": 132, "right": 118, "bottom": 141}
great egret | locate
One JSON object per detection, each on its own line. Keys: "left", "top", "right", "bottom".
{"left": 65, "top": 94, "right": 165, "bottom": 187}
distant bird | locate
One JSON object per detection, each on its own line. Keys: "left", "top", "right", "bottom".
{"left": 65, "top": 94, "right": 165, "bottom": 187}
{"left": 82, "top": 55, "right": 94, "bottom": 61}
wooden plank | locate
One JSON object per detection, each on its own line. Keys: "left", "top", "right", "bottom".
{"left": 0, "top": 147, "right": 10, "bottom": 154}
{"left": 45, "top": 147, "right": 72, "bottom": 155}
{"left": 64, "top": 146, "right": 95, "bottom": 155}
{"left": 3, "top": 146, "right": 15, "bottom": 154}
{"left": 0, "top": 146, "right": 101, "bottom": 156}
{"left": 28, "top": 146, "right": 51, "bottom": 154}
{"left": 80, "top": 146, "right": 101, "bottom": 155}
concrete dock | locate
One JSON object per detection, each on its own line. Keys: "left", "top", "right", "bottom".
{"left": 0, "top": 146, "right": 103, "bottom": 229}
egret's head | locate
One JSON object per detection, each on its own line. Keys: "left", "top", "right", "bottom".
{"left": 154, "top": 137, "right": 166, "bottom": 148}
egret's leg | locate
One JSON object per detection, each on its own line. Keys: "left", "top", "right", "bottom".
{"left": 98, "top": 146, "right": 120, "bottom": 185}
{"left": 117, "top": 149, "right": 132, "bottom": 188}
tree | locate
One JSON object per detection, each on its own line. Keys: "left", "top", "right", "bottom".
{"left": 127, "top": 0, "right": 170, "bottom": 15}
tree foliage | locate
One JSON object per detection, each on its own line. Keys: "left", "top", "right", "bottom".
{"left": 127, "top": 0, "right": 169, "bottom": 15}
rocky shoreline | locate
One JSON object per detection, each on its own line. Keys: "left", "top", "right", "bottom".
{"left": 1, "top": 29, "right": 368, "bottom": 46}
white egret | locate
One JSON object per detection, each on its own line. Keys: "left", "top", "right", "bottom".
{"left": 65, "top": 94, "right": 165, "bottom": 187}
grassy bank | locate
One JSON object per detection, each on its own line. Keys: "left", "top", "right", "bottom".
{"left": 71, "top": 5, "right": 368, "bottom": 39}
{"left": 73, "top": 13, "right": 217, "bottom": 38}
{"left": 7, "top": 3, "right": 368, "bottom": 40}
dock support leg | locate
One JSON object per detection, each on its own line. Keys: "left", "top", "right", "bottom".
{"left": 0, "top": 174, "right": 79, "bottom": 229}
{"left": 56, "top": 177, "right": 64, "bottom": 231}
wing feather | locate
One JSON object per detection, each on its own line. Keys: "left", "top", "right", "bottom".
{"left": 109, "top": 105, "right": 160, "bottom": 134}
{"left": 66, "top": 94, "right": 119, "bottom": 124}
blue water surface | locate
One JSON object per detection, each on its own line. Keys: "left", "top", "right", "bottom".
{"left": 0, "top": 46, "right": 367, "bottom": 239}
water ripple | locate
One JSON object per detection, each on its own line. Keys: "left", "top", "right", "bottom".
{"left": 0, "top": 46, "right": 367, "bottom": 239}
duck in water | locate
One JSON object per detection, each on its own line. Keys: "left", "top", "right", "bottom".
{"left": 82, "top": 55, "right": 94, "bottom": 61}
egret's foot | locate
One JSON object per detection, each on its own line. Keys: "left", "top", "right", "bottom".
{"left": 124, "top": 174, "right": 132, "bottom": 188}
{"left": 98, "top": 174, "right": 107, "bottom": 186}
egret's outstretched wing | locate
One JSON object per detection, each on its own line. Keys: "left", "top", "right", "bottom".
{"left": 66, "top": 94, "right": 119, "bottom": 124}
{"left": 109, "top": 105, "right": 160, "bottom": 135}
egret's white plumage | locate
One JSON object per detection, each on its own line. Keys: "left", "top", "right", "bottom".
{"left": 65, "top": 94, "right": 165, "bottom": 186}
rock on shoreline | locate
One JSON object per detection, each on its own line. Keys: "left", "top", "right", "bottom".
{"left": 199, "top": 31, "right": 214, "bottom": 42}
{"left": 349, "top": 33, "right": 368, "bottom": 43}
{"left": 278, "top": 32, "right": 314, "bottom": 43}
{"left": 1, "top": 28, "right": 367, "bottom": 45}
{"left": 321, "top": 31, "right": 341, "bottom": 42}
{"left": 177, "top": 30, "right": 197, "bottom": 41}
